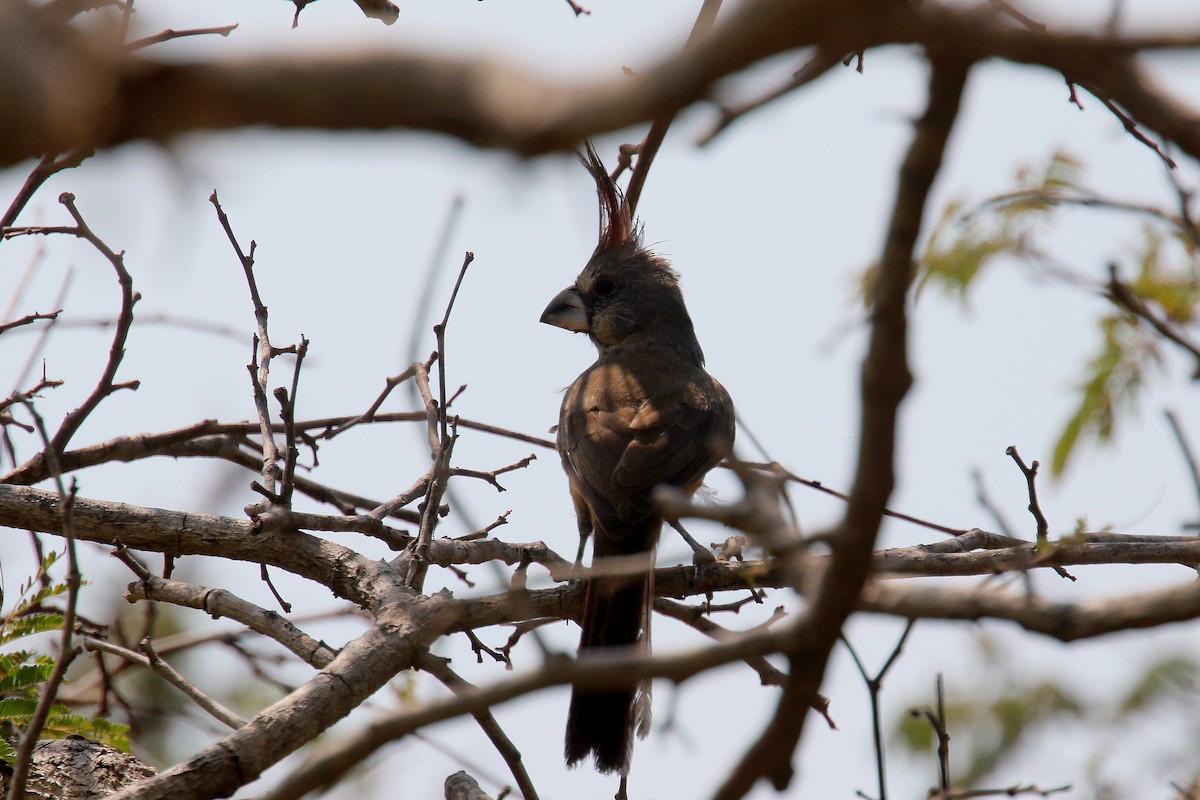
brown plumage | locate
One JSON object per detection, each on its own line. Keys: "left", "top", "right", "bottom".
{"left": 540, "top": 145, "right": 735, "bottom": 775}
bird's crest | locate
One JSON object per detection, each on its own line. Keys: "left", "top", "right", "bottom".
{"left": 580, "top": 142, "right": 637, "bottom": 257}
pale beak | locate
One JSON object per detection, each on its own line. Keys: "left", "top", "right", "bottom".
{"left": 540, "top": 285, "right": 590, "bottom": 332}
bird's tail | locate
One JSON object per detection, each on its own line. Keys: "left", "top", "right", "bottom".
{"left": 565, "top": 564, "right": 652, "bottom": 775}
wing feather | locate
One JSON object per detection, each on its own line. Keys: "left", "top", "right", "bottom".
{"left": 558, "top": 364, "right": 734, "bottom": 543}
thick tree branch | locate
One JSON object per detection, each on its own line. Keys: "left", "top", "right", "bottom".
{"left": 713, "top": 53, "right": 970, "bottom": 799}
{"left": 266, "top": 616, "right": 807, "bottom": 800}
{"left": 123, "top": 575, "right": 339, "bottom": 669}
{"left": 105, "top": 608, "right": 452, "bottom": 800}
{"left": 859, "top": 577, "right": 1200, "bottom": 641}
{"left": 0, "top": 482, "right": 399, "bottom": 609}
{"left": 5, "top": 0, "right": 1200, "bottom": 168}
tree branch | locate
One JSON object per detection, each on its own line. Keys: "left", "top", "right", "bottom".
{"left": 713, "top": 52, "right": 970, "bottom": 799}
{"left": 6, "top": 1, "right": 1200, "bottom": 167}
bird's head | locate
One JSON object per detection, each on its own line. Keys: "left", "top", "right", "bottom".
{"left": 540, "top": 144, "right": 703, "bottom": 364}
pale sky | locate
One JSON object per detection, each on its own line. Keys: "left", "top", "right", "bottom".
{"left": 3, "top": 1, "right": 1200, "bottom": 798}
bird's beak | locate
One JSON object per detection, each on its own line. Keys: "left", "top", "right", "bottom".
{"left": 540, "top": 285, "right": 590, "bottom": 332}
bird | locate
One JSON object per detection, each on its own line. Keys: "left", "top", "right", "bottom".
{"left": 540, "top": 144, "right": 736, "bottom": 776}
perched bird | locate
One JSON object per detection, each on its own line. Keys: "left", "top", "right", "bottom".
{"left": 540, "top": 145, "right": 736, "bottom": 776}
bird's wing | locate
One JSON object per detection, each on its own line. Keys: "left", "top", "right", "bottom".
{"left": 559, "top": 371, "right": 734, "bottom": 542}
{"left": 614, "top": 385, "right": 733, "bottom": 496}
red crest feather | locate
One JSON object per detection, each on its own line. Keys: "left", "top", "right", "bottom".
{"left": 579, "top": 142, "right": 635, "bottom": 256}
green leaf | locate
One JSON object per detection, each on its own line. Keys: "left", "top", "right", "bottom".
{"left": 0, "top": 696, "right": 39, "bottom": 723}
{"left": 20, "top": 582, "right": 71, "bottom": 612}
{"left": 0, "top": 663, "right": 54, "bottom": 695}
{"left": 917, "top": 198, "right": 1027, "bottom": 306}
{"left": 895, "top": 709, "right": 936, "bottom": 752}
{"left": 1051, "top": 315, "right": 1157, "bottom": 476}
{"left": 1118, "top": 655, "right": 1199, "bottom": 714}
{"left": 0, "top": 698, "right": 132, "bottom": 754}
{"left": 1, "top": 612, "right": 66, "bottom": 644}
{"left": 41, "top": 712, "right": 131, "bottom": 752}
{"left": 0, "top": 651, "right": 32, "bottom": 676}
{"left": 1034, "top": 150, "right": 1083, "bottom": 194}
{"left": 1128, "top": 225, "right": 1200, "bottom": 325}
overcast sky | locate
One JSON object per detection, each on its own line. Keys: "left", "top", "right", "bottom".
{"left": 3, "top": 2, "right": 1200, "bottom": 798}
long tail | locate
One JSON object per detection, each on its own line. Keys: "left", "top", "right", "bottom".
{"left": 564, "top": 568, "right": 650, "bottom": 774}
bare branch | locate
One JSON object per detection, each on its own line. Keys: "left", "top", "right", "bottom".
{"left": 699, "top": 47, "right": 846, "bottom": 146}
{"left": 8, "top": 2, "right": 1200, "bottom": 168}
{"left": 1165, "top": 409, "right": 1200, "bottom": 526}
{"left": 4, "top": 194, "right": 140, "bottom": 478}
{"left": 266, "top": 616, "right": 806, "bottom": 800}
{"left": 420, "top": 654, "right": 541, "bottom": 800}
{"left": 1105, "top": 263, "right": 1200, "bottom": 375}
{"left": 714, "top": 52, "right": 970, "bottom": 799}
{"left": 0, "top": 149, "right": 90, "bottom": 231}
{"left": 210, "top": 190, "right": 280, "bottom": 499}
{"left": 123, "top": 574, "right": 339, "bottom": 669}
{"left": 445, "top": 771, "right": 495, "bottom": 800}
{"left": 860, "top": 577, "right": 1200, "bottom": 641}
{"left": 620, "top": 0, "right": 723, "bottom": 216}
{"left": 1, "top": 411, "right": 553, "bottom": 487}
{"left": 137, "top": 637, "right": 248, "bottom": 729}
{"left": 655, "top": 597, "right": 787, "bottom": 688}
{"left": 6, "top": 402, "right": 83, "bottom": 800}
{"left": 1005, "top": 445, "right": 1050, "bottom": 546}
{"left": 0, "top": 309, "right": 61, "bottom": 336}
{"left": 842, "top": 621, "right": 915, "bottom": 800}
{"left": 124, "top": 24, "right": 238, "bottom": 52}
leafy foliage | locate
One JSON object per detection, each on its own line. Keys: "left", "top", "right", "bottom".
{"left": 0, "top": 551, "right": 130, "bottom": 758}
{"left": 898, "top": 680, "right": 1082, "bottom": 787}
{"left": 1052, "top": 224, "right": 1199, "bottom": 474}
{"left": 915, "top": 151, "right": 1083, "bottom": 306}
{"left": 896, "top": 640, "right": 1200, "bottom": 795}
{"left": 911, "top": 150, "right": 1200, "bottom": 475}
{"left": 1117, "top": 653, "right": 1200, "bottom": 714}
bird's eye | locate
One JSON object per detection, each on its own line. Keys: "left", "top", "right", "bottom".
{"left": 594, "top": 279, "right": 617, "bottom": 298}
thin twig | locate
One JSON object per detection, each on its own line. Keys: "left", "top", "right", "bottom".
{"left": 655, "top": 598, "right": 790, "bottom": 689}
{"left": 275, "top": 337, "right": 309, "bottom": 507}
{"left": 1005, "top": 445, "right": 1049, "bottom": 545}
{"left": 422, "top": 658, "right": 543, "bottom": 800}
{"left": 6, "top": 402, "right": 83, "bottom": 800}
{"left": 410, "top": 252, "right": 476, "bottom": 588}
{"left": 260, "top": 563, "right": 292, "bottom": 614}
{"left": 1105, "top": 262, "right": 1200, "bottom": 375}
{"left": 413, "top": 359, "right": 441, "bottom": 459}
{"left": 210, "top": 190, "right": 285, "bottom": 501}
{"left": 970, "top": 468, "right": 1015, "bottom": 537}
{"left": 841, "top": 620, "right": 916, "bottom": 800}
{"left": 455, "top": 511, "right": 511, "bottom": 542}
{"left": 620, "top": 0, "right": 723, "bottom": 216}
{"left": 124, "top": 23, "right": 238, "bottom": 52}
{"left": 0, "top": 149, "right": 91, "bottom": 232}
{"left": 738, "top": 460, "right": 965, "bottom": 538}
{"left": 0, "top": 310, "right": 61, "bottom": 336}
{"left": 81, "top": 636, "right": 248, "bottom": 730}
{"left": 10, "top": 267, "right": 74, "bottom": 406}
{"left": 9, "top": 195, "right": 141, "bottom": 467}
{"left": 932, "top": 785, "right": 1072, "bottom": 799}
{"left": 450, "top": 453, "right": 537, "bottom": 492}
{"left": 322, "top": 364, "right": 419, "bottom": 439}
{"left": 1165, "top": 409, "right": 1200, "bottom": 529}
{"left": 987, "top": 0, "right": 1046, "bottom": 31}
{"left": 700, "top": 47, "right": 845, "bottom": 146}
{"left": 909, "top": 673, "right": 951, "bottom": 794}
